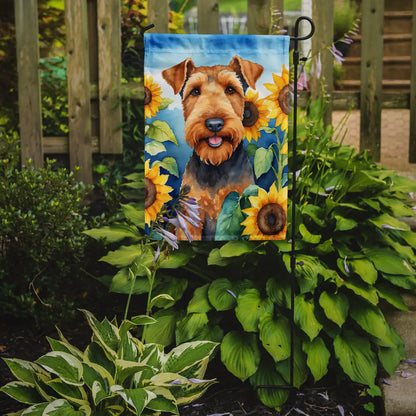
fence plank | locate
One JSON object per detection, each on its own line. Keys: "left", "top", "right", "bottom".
{"left": 97, "top": 0, "right": 122, "bottom": 154}
{"left": 148, "top": 0, "right": 169, "bottom": 33}
{"left": 248, "top": 0, "right": 271, "bottom": 35}
{"left": 410, "top": 0, "right": 416, "bottom": 163}
{"left": 360, "top": 0, "right": 384, "bottom": 162}
{"left": 311, "top": 0, "right": 334, "bottom": 126}
{"left": 65, "top": 0, "right": 93, "bottom": 184}
{"left": 197, "top": 0, "right": 219, "bottom": 34}
{"left": 14, "top": 0, "right": 43, "bottom": 168}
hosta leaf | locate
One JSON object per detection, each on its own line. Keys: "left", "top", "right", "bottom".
{"left": 84, "top": 224, "right": 140, "bottom": 243}
{"left": 20, "top": 403, "right": 48, "bottom": 415}
{"left": 349, "top": 258, "right": 378, "bottom": 285}
{"left": 378, "top": 346, "right": 401, "bottom": 376}
{"left": 219, "top": 241, "right": 255, "bottom": 257}
{"left": 187, "top": 284, "right": 212, "bottom": 313}
{"left": 143, "top": 309, "right": 183, "bottom": 346}
{"left": 46, "top": 380, "right": 87, "bottom": 406}
{"left": 348, "top": 170, "right": 387, "bottom": 193}
{"left": 369, "top": 213, "right": 410, "bottom": 231}
{"left": 81, "top": 310, "right": 120, "bottom": 357}
{"left": 120, "top": 204, "right": 145, "bottom": 228}
{"left": 334, "top": 215, "right": 358, "bottom": 231}
{"left": 208, "top": 278, "right": 236, "bottom": 311}
{"left": 376, "top": 282, "right": 408, "bottom": 311}
{"left": 36, "top": 352, "right": 83, "bottom": 386}
{"left": 266, "top": 277, "right": 291, "bottom": 308}
{"left": 90, "top": 380, "right": 108, "bottom": 406}
{"left": 301, "top": 204, "right": 326, "bottom": 227}
{"left": 275, "top": 341, "right": 308, "bottom": 388}
{"left": 0, "top": 381, "right": 43, "bottom": 404}
{"left": 163, "top": 341, "right": 218, "bottom": 377}
{"left": 235, "top": 289, "right": 274, "bottom": 332}
{"left": 333, "top": 330, "right": 377, "bottom": 386}
{"left": 152, "top": 277, "right": 188, "bottom": 308}
{"left": 145, "top": 386, "right": 178, "bottom": 413}
{"left": 364, "top": 248, "right": 414, "bottom": 275}
{"left": 82, "top": 362, "right": 113, "bottom": 402}
{"left": 294, "top": 294, "right": 323, "bottom": 341}
{"left": 166, "top": 376, "right": 217, "bottom": 406}
{"left": 377, "top": 197, "right": 415, "bottom": 217}
{"left": 3, "top": 359, "right": 49, "bottom": 384}
{"left": 84, "top": 342, "right": 115, "bottom": 378}
{"left": 342, "top": 276, "right": 379, "bottom": 305}
{"left": 250, "top": 358, "right": 289, "bottom": 409}
{"left": 111, "top": 385, "right": 156, "bottom": 415}
{"left": 115, "top": 359, "right": 154, "bottom": 384}
{"left": 381, "top": 273, "right": 416, "bottom": 291}
{"left": 283, "top": 254, "right": 322, "bottom": 294}
{"left": 318, "top": 291, "right": 349, "bottom": 327}
{"left": 146, "top": 120, "right": 178, "bottom": 144}
{"left": 349, "top": 301, "right": 393, "bottom": 347}
{"left": 47, "top": 338, "right": 83, "bottom": 360}
{"left": 207, "top": 248, "right": 234, "bottom": 266}
{"left": 42, "top": 399, "right": 91, "bottom": 416}
{"left": 109, "top": 268, "right": 150, "bottom": 294}
{"left": 158, "top": 246, "right": 195, "bottom": 269}
{"left": 221, "top": 331, "right": 261, "bottom": 381}
{"left": 302, "top": 337, "right": 330, "bottom": 382}
{"left": 299, "top": 223, "right": 321, "bottom": 244}
{"left": 175, "top": 313, "right": 209, "bottom": 344}
{"left": 259, "top": 313, "right": 291, "bottom": 362}
{"left": 100, "top": 245, "right": 153, "bottom": 269}
{"left": 254, "top": 146, "right": 274, "bottom": 178}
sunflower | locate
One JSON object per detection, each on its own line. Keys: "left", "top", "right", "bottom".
{"left": 144, "top": 74, "right": 163, "bottom": 119}
{"left": 242, "top": 89, "right": 270, "bottom": 143}
{"left": 241, "top": 183, "right": 287, "bottom": 240}
{"left": 264, "top": 65, "right": 290, "bottom": 132}
{"left": 145, "top": 160, "right": 173, "bottom": 226}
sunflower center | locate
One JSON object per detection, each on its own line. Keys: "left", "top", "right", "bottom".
{"left": 242, "top": 101, "right": 259, "bottom": 127}
{"left": 144, "top": 87, "right": 152, "bottom": 106}
{"left": 257, "top": 203, "right": 286, "bottom": 235}
{"left": 278, "top": 85, "right": 290, "bottom": 115}
{"left": 145, "top": 177, "right": 157, "bottom": 209}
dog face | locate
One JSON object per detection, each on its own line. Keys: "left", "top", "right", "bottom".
{"left": 162, "top": 56, "right": 263, "bottom": 166}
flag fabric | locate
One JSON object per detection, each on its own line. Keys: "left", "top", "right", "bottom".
{"left": 144, "top": 33, "right": 289, "bottom": 241}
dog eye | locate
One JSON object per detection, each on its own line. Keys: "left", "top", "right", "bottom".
{"left": 225, "top": 86, "right": 236, "bottom": 95}
{"left": 190, "top": 88, "right": 200, "bottom": 97}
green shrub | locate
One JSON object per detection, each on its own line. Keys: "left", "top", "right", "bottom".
{"left": 334, "top": 0, "right": 358, "bottom": 41}
{"left": 0, "top": 131, "right": 90, "bottom": 324}
{"left": 1, "top": 310, "right": 218, "bottom": 415}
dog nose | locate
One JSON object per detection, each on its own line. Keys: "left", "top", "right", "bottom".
{"left": 205, "top": 118, "right": 224, "bottom": 133}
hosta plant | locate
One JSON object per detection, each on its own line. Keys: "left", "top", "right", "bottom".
{"left": 1, "top": 310, "right": 218, "bottom": 416}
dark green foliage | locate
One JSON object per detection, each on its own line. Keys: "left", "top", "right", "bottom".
{"left": 0, "top": 131, "right": 90, "bottom": 324}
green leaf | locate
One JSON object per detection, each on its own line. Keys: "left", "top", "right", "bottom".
{"left": 207, "top": 248, "right": 234, "bottom": 266}
{"left": 84, "top": 224, "right": 140, "bottom": 243}
{"left": 159, "top": 246, "right": 195, "bottom": 269}
{"left": 152, "top": 276, "right": 188, "bottom": 308}
{"left": 250, "top": 358, "right": 289, "bottom": 409}
{"left": 378, "top": 346, "right": 401, "bottom": 376}
{"left": 145, "top": 140, "right": 167, "bottom": 156}
{"left": 20, "top": 403, "right": 48, "bottom": 415}
{"left": 152, "top": 157, "right": 179, "bottom": 177}
{"left": 376, "top": 282, "right": 408, "bottom": 311}
{"left": 158, "top": 97, "right": 174, "bottom": 111}
{"left": 120, "top": 204, "right": 145, "bottom": 228}
{"left": 221, "top": 331, "right": 261, "bottom": 381}
{"left": 245, "top": 143, "right": 258, "bottom": 157}
{"left": 334, "top": 215, "right": 358, "bottom": 231}
{"left": 389, "top": 174, "right": 416, "bottom": 193}
{"left": 208, "top": 278, "right": 236, "bottom": 311}
{"left": 2, "top": 359, "right": 49, "bottom": 384}
{"left": 1, "top": 381, "right": 43, "bottom": 404}
{"left": 283, "top": 254, "right": 322, "bottom": 294}
{"left": 146, "top": 120, "right": 178, "bottom": 145}
{"left": 377, "top": 197, "right": 415, "bottom": 217}
{"left": 299, "top": 223, "right": 321, "bottom": 244}
{"left": 187, "top": 284, "right": 212, "bottom": 314}
{"left": 349, "top": 258, "right": 378, "bottom": 285}
{"left": 109, "top": 268, "right": 150, "bottom": 295}
{"left": 145, "top": 386, "right": 178, "bottom": 414}
{"left": 111, "top": 385, "right": 156, "bottom": 415}
{"left": 342, "top": 276, "right": 379, "bottom": 305}
{"left": 115, "top": 359, "right": 154, "bottom": 384}
{"left": 215, "top": 192, "right": 244, "bottom": 240}
{"left": 381, "top": 273, "right": 416, "bottom": 290}
{"left": 254, "top": 147, "right": 274, "bottom": 178}
{"left": 100, "top": 245, "right": 153, "bottom": 269}
{"left": 294, "top": 294, "right": 323, "bottom": 341}
{"left": 46, "top": 380, "right": 87, "bottom": 406}
{"left": 219, "top": 241, "right": 255, "bottom": 257}
{"left": 369, "top": 213, "right": 410, "bottom": 231}
{"left": 36, "top": 352, "right": 83, "bottom": 386}
{"left": 266, "top": 276, "right": 291, "bottom": 308}
{"left": 348, "top": 171, "right": 387, "bottom": 193}
{"left": 175, "top": 313, "right": 209, "bottom": 344}
{"left": 259, "top": 313, "right": 291, "bottom": 362}
{"left": 333, "top": 330, "right": 377, "bottom": 386}
{"left": 143, "top": 309, "right": 183, "bottom": 346}
{"left": 301, "top": 204, "right": 326, "bottom": 227}
{"left": 235, "top": 289, "right": 274, "bottom": 332}
{"left": 349, "top": 301, "right": 392, "bottom": 346}
{"left": 364, "top": 248, "right": 415, "bottom": 275}
{"left": 42, "top": 399, "right": 91, "bottom": 415}
{"left": 318, "top": 291, "right": 349, "bottom": 327}
{"left": 302, "top": 337, "right": 330, "bottom": 382}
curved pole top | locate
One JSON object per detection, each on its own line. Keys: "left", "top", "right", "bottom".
{"left": 290, "top": 16, "right": 315, "bottom": 42}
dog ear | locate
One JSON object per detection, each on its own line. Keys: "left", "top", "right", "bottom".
{"left": 229, "top": 56, "right": 264, "bottom": 90}
{"left": 162, "top": 58, "right": 195, "bottom": 95}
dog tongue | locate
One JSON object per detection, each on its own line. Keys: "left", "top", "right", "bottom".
{"left": 208, "top": 136, "right": 222, "bottom": 147}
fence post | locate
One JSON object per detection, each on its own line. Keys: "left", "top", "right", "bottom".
{"left": 197, "top": 0, "right": 219, "bottom": 34}
{"left": 410, "top": 0, "right": 416, "bottom": 163}
{"left": 311, "top": 0, "right": 334, "bottom": 126}
{"left": 14, "top": 0, "right": 43, "bottom": 168}
{"left": 271, "top": 0, "right": 284, "bottom": 32}
{"left": 248, "top": 0, "right": 272, "bottom": 35}
{"left": 360, "top": 0, "right": 384, "bottom": 162}
{"left": 148, "top": 0, "right": 169, "bottom": 33}
{"left": 97, "top": 0, "right": 122, "bottom": 154}
{"left": 65, "top": 0, "right": 93, "bottom": 184}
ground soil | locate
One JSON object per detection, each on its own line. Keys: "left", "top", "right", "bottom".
{"left": 0, "top": 317, "right": 379, "bottom": 416}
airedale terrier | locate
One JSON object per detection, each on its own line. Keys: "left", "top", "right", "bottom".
{"left": 162, "top": 56, "right": 264, "bottom": 240}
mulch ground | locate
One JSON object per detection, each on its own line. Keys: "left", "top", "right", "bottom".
{"left": 0, "top": 317, "right": 380, "bottom": 416}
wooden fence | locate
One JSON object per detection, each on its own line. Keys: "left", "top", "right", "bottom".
{"left": 14, "top": 0, "right": 416, "bottom": 184}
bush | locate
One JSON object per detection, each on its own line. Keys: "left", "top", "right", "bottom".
{"left": 0, "top": 131, "right": 90, "bottom": 325}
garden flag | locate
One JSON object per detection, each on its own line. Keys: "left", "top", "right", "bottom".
{"left": 144, "top": 33, "right": 289, "bottom": 241}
